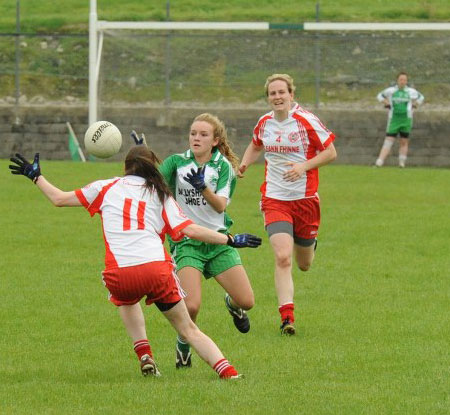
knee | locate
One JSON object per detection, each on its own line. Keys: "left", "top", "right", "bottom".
{"left": 297, "top": 259, "right": 312, "bottom": 272}
{"left": 185, "top": 301, "right": 201, "bottom": 320}
{"left": 275, "top": 253, "right": 292, "bottom": 269}
{"left": 238, "top": 294, "right": 255, "bottom": 311}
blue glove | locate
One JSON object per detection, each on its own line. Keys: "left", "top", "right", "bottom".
{"left": 183, "top": 166, "right": 207, "bottom": 192}
{"left": 131, "top": 130, "right": 147, "bottom": 146}
{"left": 227, "top": 233, "right": 262, "bottom": 248}
{"left": 9, "top": 153, "right": 41, "bottom": 183}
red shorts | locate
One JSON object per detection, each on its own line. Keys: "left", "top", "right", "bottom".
{"left": 260, "top": 196, "right": 321, "bottom": 240}
{"left": 102, "top": 261, "right": 184, "bottom": 307}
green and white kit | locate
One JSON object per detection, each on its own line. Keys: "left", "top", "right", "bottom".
{"left": 377, "top": 85, "right": 424, "bottom": 135}
{"left": 160, "top": 148, "right": 241, "bottom": 278}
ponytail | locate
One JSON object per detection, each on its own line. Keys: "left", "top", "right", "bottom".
{"left": 124, "top": 146, "right": 172, "bottom": 203}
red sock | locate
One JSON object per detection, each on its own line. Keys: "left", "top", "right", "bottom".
{"left": 133, "top": 339, "right": 152, "bottom": 360}
{"left": 213, "top": 358, "right": 238, "bottom": 378}
{"left": 279, "top": 303, "right": 295, "bottom": 323}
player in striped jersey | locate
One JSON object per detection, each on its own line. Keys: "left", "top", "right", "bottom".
{"left": 9, "top": 146, "right": 261, "bottom": 379}
{"left": 159, "top": 113, "right": 256, "bottom": 369}
{"left": 239, "top": 74, "right": 337, "bottom": 335}
{"left": 375, "top": 72, "right": 424, "bottom": 168}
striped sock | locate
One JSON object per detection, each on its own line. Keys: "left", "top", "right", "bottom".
{"left": 213, "top": 358, "right": 238, "bottom": 378}
{"left": 133, "top": 339, "right": 152, "bottom": 360}
{"left": 279, "top": 303, "right": 295, "bottom": 323}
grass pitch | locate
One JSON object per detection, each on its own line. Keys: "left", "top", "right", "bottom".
{"left": 0, "top": 161, "right": 449, "bottom": 414}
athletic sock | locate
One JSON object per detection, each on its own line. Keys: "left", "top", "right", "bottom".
{"left": 399, "top": 154, "right": 407, "bottom": 167}
{"left": 225, "top": 293, "right": 239, "bottom": 311}
{"left": 134, "top": 339, "right": 152, "bottom": 360}
{"left": 177, "top": 335, "right": 190, "bottom": 354}
{"left": 213, "top": 358, "right": 238, "bottom": 378}
{"left": 279, "top": 303, "right": 295, "bottom": 323}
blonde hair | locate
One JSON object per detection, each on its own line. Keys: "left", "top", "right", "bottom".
{"left": 192, "top": 113, "right": 240, "bottom": 170}
{"left": 264, "top": 73, "right": 296, "bottom": 96}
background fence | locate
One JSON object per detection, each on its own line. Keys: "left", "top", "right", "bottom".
{"left": 1, "top": 30, "right": 449, "bottom": 109}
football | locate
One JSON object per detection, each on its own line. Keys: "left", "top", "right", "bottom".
{"left": 84, "top": 121, "right": 122, "bottom": 158}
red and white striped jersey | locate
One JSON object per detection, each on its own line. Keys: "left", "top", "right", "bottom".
{"left": 252, "top": 103, "right": 335, "bottom": 200}
{"left": 75, "top": 175, "right": 192, "bottom": 270}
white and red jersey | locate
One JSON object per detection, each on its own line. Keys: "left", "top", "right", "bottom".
{"left": 252, "top": 103, "right": 335, "bottom": 200}
{"left": 75, "top": 175, "right": 192, "bottom": 270}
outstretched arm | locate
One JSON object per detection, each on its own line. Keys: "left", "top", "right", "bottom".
{"left": 36, "top": 176, "right": 81, "bottom": 207}
{"left": 181, "top": 224, "right": 261, "bottom": 248}
{"left": 9, "top": 152, "right": 81, "bottom": 207}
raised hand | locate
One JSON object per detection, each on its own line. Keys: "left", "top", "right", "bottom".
{"left": 131, "top": 130, "right": 147, "bottom": 146}
{"left": 9, "top": 153, "right": 41, "bottom": 183}
{"left": 227, "top": 233, "right": 262, "bottom": 248}
{"left": 183, "top": 166, "right": 207, "bottom": 192}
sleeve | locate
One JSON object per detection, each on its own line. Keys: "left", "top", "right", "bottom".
{"left": 411, "top": 88, "right": 424, "bottom": 105}
{"left": 162, "top": 196, "right": 193, "bottom": 241}
{"left": 294, "top": 112, "right": 335, "bottom": 152}
{"left": 215, "top": 161, "right": 235, "bottom": 200}
{"left": 309, "top": 115, "right": 335, "bottom": 150}
{"left": 377, "top": 87, "right": 392, "bottom": 102}
{"left": 74, "top": 178, "right": 117, "bottom": 217}
{"left": 159, "top": 155, "right": 177, "bottom": 195}
{"left": 252, "top": 115, "right": 271, "bottom": 147}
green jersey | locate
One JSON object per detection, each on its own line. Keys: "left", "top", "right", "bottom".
{"left": 160, "top": 148, "right": 236, "bottom": 234}
{"left": 377, "top": 85, "right": 424, "bottom": 119}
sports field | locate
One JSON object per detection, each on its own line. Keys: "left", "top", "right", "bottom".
{"left": 0, "top": 161, "right": 448, "bottom": 414}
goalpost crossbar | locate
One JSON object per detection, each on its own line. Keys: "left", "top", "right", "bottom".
{"left": 88, "top": 0, "right": 450, "bottom": 124}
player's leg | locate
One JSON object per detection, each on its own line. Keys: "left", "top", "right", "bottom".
{"left": 375, "top": 135, "right": 395, "bottom": 167}
{"left": 293, "top": 241, "right": 316, "bottom": 271}
{"left": 261, "top": 197, "right": 296, "bottom": 334}
{"left": 102, "top": 266, "right": 159, "bottom": 376}
{"left": 177, "top": 267, "right": 203, "bottom": 322}
{"left": 215, "top": 264, "right": 254, "bottom": 333}
{"left": 174, "top": 266, "right": 203, "bottom": 368}
{"left": 119, "top": 303, "right": 159, "bottom": 376}
{"left": 269, "top": 229, "right": 296, "bottom": 335}
{"left": 162, "top": 300, "right": 241, "bottom": 379}
{"left": 292, "top": 196, "right": 320, "bottom": 272}
{"left": 398, "top": 134, "right": 410, "bottom": 168}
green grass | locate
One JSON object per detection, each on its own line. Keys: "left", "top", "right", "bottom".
{"left": 1, "top": 0, "right": 450, "bottom": 32}
{"left": 0, "top": 161, "right": 449, "bottom": 414}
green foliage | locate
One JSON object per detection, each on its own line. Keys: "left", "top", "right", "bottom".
{"left": 1, "top": 161, "right": 449, "bottom": 414}
{"left": 0, "top": 0, "right": 450, "bottom": 33}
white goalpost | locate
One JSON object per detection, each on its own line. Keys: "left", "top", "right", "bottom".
{"left": 88, "top": 0, "right": 450, "bottom": 124}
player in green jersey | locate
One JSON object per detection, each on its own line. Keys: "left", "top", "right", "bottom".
{"left": 375, "top": 72, "right": 424, "bottom": 168}
{"left": 159, "top": 113, "right": 256, "bottom": 369}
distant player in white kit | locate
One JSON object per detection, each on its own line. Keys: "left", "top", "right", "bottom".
{"left": 239, "top": 73, "right": 337, "bottom": 335}
{"left": 8, "top": 146, "right": 261, "bottom": 378}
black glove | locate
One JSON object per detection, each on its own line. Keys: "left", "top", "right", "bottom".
{"left": 183, "top": 166, "right": 207, "bottom": 192}
{"left": 384, "top": 104, "right": 391, "bottom": 109}
{"left": 131, "top": 130, "right": 147, "bottom": 146}
{"left": 227, "top": 233, "right": 262, "bottom": 248}
{"left": 9, "top": 153, "right": 41, "bottom": 183}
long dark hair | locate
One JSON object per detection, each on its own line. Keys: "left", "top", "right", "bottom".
{"left": 124, "top": 146, "right": 172, "bottom": 203}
